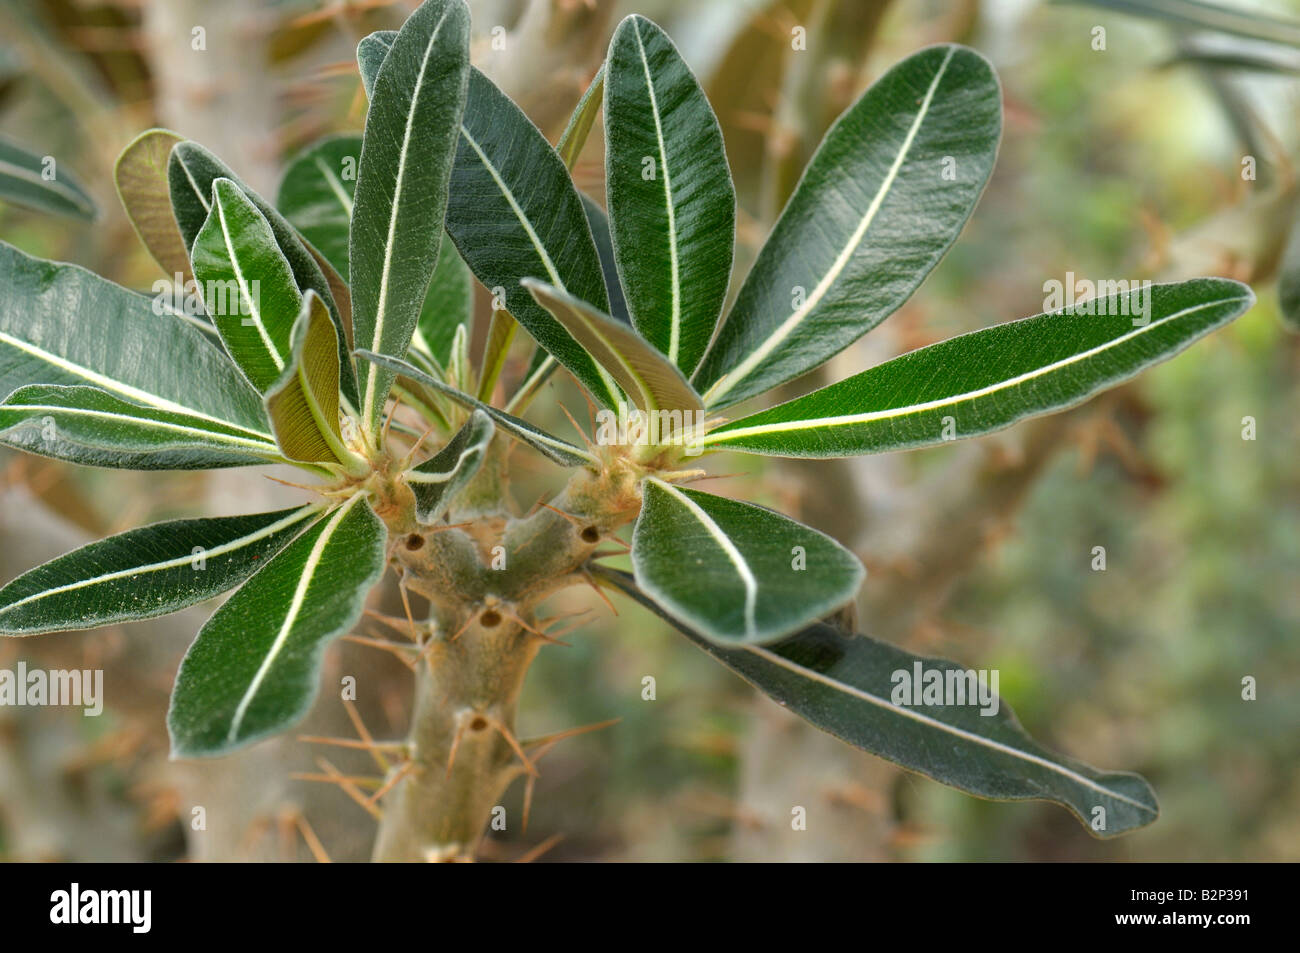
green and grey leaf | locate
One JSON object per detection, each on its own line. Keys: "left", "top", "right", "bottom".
{"left": 0, "top": 505, "right": 323, "bottom": 636}
{"left": 598, "top": 566, "right": 1160, "bottom": 837}
{"left": 407, "top": 409, "right": 494, "bottom": 523}
{"left": 168, "top": 494, "right": 386, "bottom": 757}
{"left": 275, "top": 135, "right": 361, "bottom": 276}
{"left": 632, "top": 478, "right": 864, "bottom": 644}
{"left": 701, "top": 278, "right": 1256, "bottom": 457}
{"left": 0, "top": 137, "right": 95, "bottom": 220}
{"left": 693, "top": 44, "right": 1002, "bottom": 409}
{"left": 266, "top": 291, "right": 354, "bottom": 467}
{"left": 604, "top": 14, "right": 735, "bottom": 375}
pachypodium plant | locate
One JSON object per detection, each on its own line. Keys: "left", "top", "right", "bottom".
{"left": 0, "top": 0, "right": 1254, "bottom": 861}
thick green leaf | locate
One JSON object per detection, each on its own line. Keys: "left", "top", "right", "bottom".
{"left": 580, "top": 193, "right": 629, "bottom": 325}
{"left": 266, "top": 291, "right": 354, "bottom": 466}
{"left": 167, "top": 139, "right": 359, "bottom": 410}
{"left": 407, "top": 409, "right": 494, "bottom": 523}
{"left": 115, "top": 129, "right": 191, "bottom": 279}
{"left": 351, "top": 0, "right": 470, "bottom": 433}
{"left": 693, "top": 45, "right": 1002, "bottom": 409}
{"left": 411, "top": 238, "right": 474, "bottom": 368}
{"left": 192, "top": 179, "right": 303, "bottom": 392}
{"left": 446, "top": 67, "right": 621, "bottom": 409}
{"left": 0, "top": 505, "right": 323, "bottom": 636}
{"left": 0, "top": 241, "right": 271, "bottom": 439}
{"left": 275, "top": 135, "right": 360, "bottom": 276}
{"left": 597, "top": 566, "right": 1160, "bottom": 837}
{"left": 523, "top": 279, "right": 702, "bottom": 415}
{"left": 632, "top": 478, "right": 863, "bottom": 644}
{"left": 0, "top": 384, "right": 282, "bottom": 470}
{"left": 0, "top": 137, "right": 95, "bottom": 220}
{"left": 604, "top": 15, "right": 734, "bottom": 375}
{"left": 701, "top": 278, "right": 1256, "bottom": 457}
{"left": 168, "top": 494, "right": 386, "bottom": 756}
{"left": 557, "top": 64, "right": 605, "bottom": 170}
{"left": 356, "top": 350, "right": 596, "bottom": 468}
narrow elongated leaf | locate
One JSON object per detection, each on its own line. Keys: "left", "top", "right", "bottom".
{"left": 557, "top": 64, "right": 605, "bottom": 170}
{"left": 597, "top": 566, "right": 1159, "bottom": 837}
{"left": 168, "top": 494, "right": 386, "bottom": 756}
{"left": 0, "top": 505, "right": 324, "bottom": 636}
{"left": 694, "top": 45, "right": 1002, "bottom": 409}
{"left": 446, "top": 67, "right": 621, "bottom": 409}
{"left": 1059, "top": 0, "right": 1300, "bottom": 46}
{"left": 0, "top": 137, "right": 95, "bottom": 220}
{"left": 407, "top": 409, "right": 494, "bottom": 523}
{"left": 632, "top": 478, "right": 863, "bottom": 644}
{"left": 167, "top": 140, "right": 359, "bottom": 409}
{"left": 701, "top": 279, "right": 1256, "bottom": 457}
{"left": 523, "top": 279, "right": 702, "bottom": 416}
{"left": 356, "top": 350, "right": 595, "bottom": 467}
{"left": 0, "top": 241, "right": 271, "bottom": 438}
{"left": 114, "top": 129, "right": 191, "bottom": 279}
{"left": 1277, "top": 212, "right": 1300, "bottom": 333}
{"left": 477, "top": 308, "right": 517, "bottom": 401}
{"left": 604, "top": 15, "right": 734, "bottom": 375}
{"left": 0, "top": 384, "right": 282, "bottom": 470}
{"left": 192, "top": 179, "right": 303, "bottom": 392}
{"left": 351, "top": 0, "right": 470, "bottom": 433}
{"left": 265, "top": 291, "right": 351, "bottom": 466}
{"left": 274, "top": 132, "right": 472, "bottom": 365}
{"left": 275, "top": 135, "right": 360, "bottom": 275}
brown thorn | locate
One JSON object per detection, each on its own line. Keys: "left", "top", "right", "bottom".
{"left": 522, "top": 772, "right": 535, "bottom": 835}
{"left": 262, "top": 474, "right": 325, "bottom": 493}
{"left": 381, "top": 391, "right": 403, "bottom": 448}
{"left": 397, "top": 576, "right": 421, "bottom": 644}
{"left": 343, "top": 697, "right": 389, "bottom": 773}
{"left": 311, "top": 758, "right": 383, "bottom": 820}
{"left": 556, "top": 401, "right": 599, "bottom": 453}
{"left": 539, "top": 501, "right": 582, "bottom": 526}
{"left": 486, "top": 714, "right": 538, "bottom": 778}
{"left": 297, "top": 735, "right": 407, "bottom": 753}
{"left": 525, "top": 718, "right": 622, "bottom": 764}
{"left": 363, "top": 608, "right": 420, "bottom": 642}
{"left": 581, "top": 569, "right": 619, "bottom": 617}
{"left": 445, "top": 714, "right": 468, "bottom": 780}
{"left": 341, "top": 633, "right": 417, "bottom": 670}
{"left": 291, "top": 811, "right": 331, "bottom": 864}
{"left": 514, "top": 833, "right": 564, "bottom": 864}
{"left": 500, "top": 607, "right": 571, "bottom": 648}
{"left": 399, "top": 424, "right": 437, "bottom": 471}
{"left": 367, "top": 759, "right": 415, "bottom": 806}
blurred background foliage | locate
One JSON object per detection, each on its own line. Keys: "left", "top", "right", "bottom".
{"left": 0, "top": 0, "right": 1296, "bottom": 861}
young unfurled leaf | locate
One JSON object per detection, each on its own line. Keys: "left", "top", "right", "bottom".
{"left": 477, "top": 308, "right": 517, "bottom": 402}
{"left": 167, "top": 139, "right": 359, "bottom": 409}
{"left": 356, "top": 350, "right": 596, "bottom": 468}
{"left": 597, "top": 566, "right": 1160, "bottom": 837}
{"left": 446, "top": 67, "right": 621, "bottom": 409}
{"left": 407, "top": 409, "right": 494, "bottom": 523}
{"left": 114, "top": 128, "right": 192, "bottom": 279}
{"left": 351, "top": 0, "right": 470, "bottom": 433}
{"left": 604, "top": 15, "right": 735, "bottom": 376}
{"left": 0, "top": 384, "right": 283, "bottom": 470}
{"left": 192, "top": 179, "right": 303, "bottom": 392}
{"left": 632, "top": 478, "right": 864, "bottom": 644}
{"left": 701, "top": 278, "right": 1256, "bottom": 457}
{"left": 0, "top": 136, "right": 95, "bottom": 220}
{"left": 265, "top": 291, "right": 354, "bottom": 467}
{"left": 275, "top": 135, "right": 361, "bottom": 276}
{"left": 557, "top": 64, "right": 605, "bottom": 170}
{"left": 168, "top": 494, "right": 386, "bottom": 757}
{"left": 0, "top": 241, "right": 271, "bottom": 439}
{"left": 0, "top": 505, "right": 324, "bottom": 636}
{"left": 523, "top": 278, "right": 702, "bottom": 416}
{"left": 693, "top": 45, "right": 1001, "bottom": 409}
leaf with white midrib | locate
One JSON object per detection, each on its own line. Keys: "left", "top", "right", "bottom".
{"left": 0, "top": 505, "right": 323, "bottom": 635}
{"left": 168, "top": 494, "right": 386, "bottom": 756}
{"left": 692, "top": 44, "right": 1001, "bottom": 409}
{"left": 701, "top": 279, "right": 1256, "bottom": 458}
{"left": 355, "top": 350, "right": 596, "bottom": 468}
{"left": 265, "top": 291, "right": 350, "bottom": 466}
{"left": 0, "top": 384, "right": 284, "bottom": 470}
{"left": 0, "top": 240, "right": 272, "bottom": 440}
{"left": 0, "top": 137, "right": 96, "bottom": 220}
{"left": 632, "top": 478, "right": 864, "bottom": 644}
{"left": 351, "top": 0, "right": 470, "bottom": 434}
{"left": 596, "top": 566, "right": 1160, "bottom": 836}
{"left": 406, "top": 409, "right": 494, "bottom": 523}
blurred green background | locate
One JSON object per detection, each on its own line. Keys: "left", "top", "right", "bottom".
{"left": 0, "top": 0, "right": 1296, "bottom": 861}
